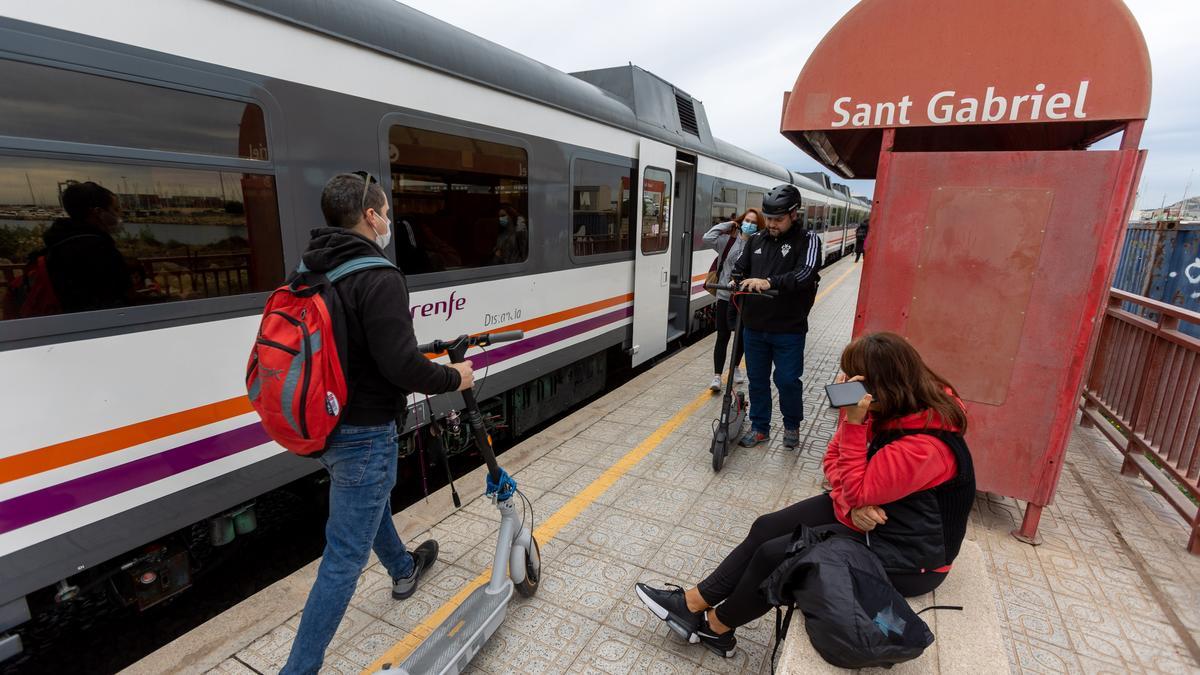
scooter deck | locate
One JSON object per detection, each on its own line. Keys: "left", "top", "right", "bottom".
{"left": 384, "top": 581, "right": 514, "bottom": 675}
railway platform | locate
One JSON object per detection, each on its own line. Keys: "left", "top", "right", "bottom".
{"left": 128, "top": 256, "right": 1200, "bottom": 674}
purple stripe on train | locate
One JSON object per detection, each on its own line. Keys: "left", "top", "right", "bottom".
{"left": 0, "top": 423, "right": 271, "bottom": 534}
{"left": 0, "top": 306, "right": 633, "bottom": 535}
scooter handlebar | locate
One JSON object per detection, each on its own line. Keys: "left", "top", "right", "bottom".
{"left": 416, "top": 330, "right": 525, "bottom": 355}
{"left": 483, "top": 330, "right": 524, "bottom": 344}
{"left": 704, "top": 282, "right": 779, "bottom": 298}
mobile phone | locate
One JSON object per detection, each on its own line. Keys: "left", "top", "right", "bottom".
{"left": 825, "top": 381, "right": 869, "bottom": 408}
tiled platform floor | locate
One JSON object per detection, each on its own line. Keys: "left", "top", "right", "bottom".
{"left": 134, "top": 257, "right": 1200, "bottom": 674}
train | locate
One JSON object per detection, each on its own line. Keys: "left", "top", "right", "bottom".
{"left": 0, "top": 0, "right": 869, "bottom": 662}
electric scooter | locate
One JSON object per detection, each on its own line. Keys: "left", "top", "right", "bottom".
{"left": 381, "top": 330, "right": 540, "bottom": 675}
{"left": 704, "top": 282, "right": 777, "bottom": 471}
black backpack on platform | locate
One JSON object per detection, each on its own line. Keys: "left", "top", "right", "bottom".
{"left": 761, "top": 525, "right": 957, "bottom": 670}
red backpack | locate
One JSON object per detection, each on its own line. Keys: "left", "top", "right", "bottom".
{"left": 5, "top": 253, "right": 61, "bottom": 319}
{"left": 246, "top": 256, "right": 396, "bottom": 455}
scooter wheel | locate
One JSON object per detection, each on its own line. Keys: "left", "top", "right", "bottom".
{"left": 711, "top": 437, "right": 725, "bottom": 472}
{"left": 515, "top": 535, "right": 541, "bottom": 597}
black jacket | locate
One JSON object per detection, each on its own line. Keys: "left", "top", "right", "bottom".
{"left": 43, "top": 218, "right": 132, "bottom": 313}
{"left": 299, "top": 227, "right": 461, "bottom": 426}
{"left": 855, "top": 222, "right": 869, "bottom": 241}
{"left": 864, "top": 429, "right": 976, "bottom": 574}
{"left": 732, "top": 223, "right": 821, "bottom": 333}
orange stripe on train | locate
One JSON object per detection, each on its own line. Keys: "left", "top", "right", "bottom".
{"left": 3, "top": 291, "right": 636, "bottom": 483}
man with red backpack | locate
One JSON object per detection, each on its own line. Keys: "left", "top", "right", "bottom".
{"left": 279, "top": 172, "right": 474, "bottom": 675}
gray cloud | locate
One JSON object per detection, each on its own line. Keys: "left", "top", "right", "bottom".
{"left": 401, "top": 0, "right": 1197, "bottom": 210}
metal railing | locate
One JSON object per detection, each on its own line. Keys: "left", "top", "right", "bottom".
{"left": 1081, "top": 288, "right": 1200, "bottom": 554}
{"left": 139, "top": 253, "right": 250, "bottom": 299}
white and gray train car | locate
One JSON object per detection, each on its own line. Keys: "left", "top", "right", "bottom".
{"left": 0, "top": 0, "right": 867, "bottom": 659}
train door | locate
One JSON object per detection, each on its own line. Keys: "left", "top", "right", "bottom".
{"left": 631, "top": 138, "right": 676, "bottom": 367}
{"left": 667, "top": 156, "right": 696, "bottom": 342}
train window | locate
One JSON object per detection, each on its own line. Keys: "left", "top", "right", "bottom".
{"left": 0, "top": 156, "right": 284, "bottom": 322}
{"left": 571, "top": 159, "right": 635, "bottom": 257}
{"left": 640, "top": 167, "right": 671, "bottom": 255}
{"left": 388, "top": 125, "right": 529, "bottom": 274}
{"left": 747, "top": 191, "right": 764, "bottom": 211}
{"left": 710, "top": 182, "right": 738, "bottom": 224}
{"left": 806, "top": 203, "right": 827, "bottom": 231}
{"left": 0, "top": 59, "right": 268, "bottom": 160}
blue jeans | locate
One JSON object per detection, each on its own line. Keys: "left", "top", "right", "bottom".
{"left": 282, "top": 422, "right": 415, "bottom": 675}
{"left": 742, "top": 329, "right": 806, "bottom": 434}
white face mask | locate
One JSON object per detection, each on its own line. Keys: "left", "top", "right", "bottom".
{"left": 371, "top": 212, "right": 392, "bottom": 250}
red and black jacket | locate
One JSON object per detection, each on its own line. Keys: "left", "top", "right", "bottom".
{"left": 824, "top": 402, "right": 975, "bottom": 574}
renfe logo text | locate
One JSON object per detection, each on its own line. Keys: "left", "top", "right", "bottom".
{"left": 410, "top": 290, "right": 466, "bottom": 321}
{"left": 831, "top": 81, "right": 1090, "bottom": 128}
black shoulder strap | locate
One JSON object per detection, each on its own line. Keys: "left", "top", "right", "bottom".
{"left": 866, "top": 427, "right": 966, "bottom": 460}
{"left": 917, "top": 604, "right": 964, "bottom": 615}
{"left": 770, "top": 604, "right": 797, "bottom": 674}
{"left": 718, "top": 233, "right": 737, "bottom": 265}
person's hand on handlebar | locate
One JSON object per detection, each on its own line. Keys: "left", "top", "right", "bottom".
{"left": 450, "top": 360, "right": 475, "bottom": 391}
{"left": 740, "top": 278, "right": 771, "bottom": 293}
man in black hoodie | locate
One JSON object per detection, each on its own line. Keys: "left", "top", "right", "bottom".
{"left": 733, "top": 184, "right": 821, "bottom": 451}
{"left": 43, "top": 181, "right": 134, "bottom": 314}
{"left": 283, "top": 173, "right": 475, "bottom": 675}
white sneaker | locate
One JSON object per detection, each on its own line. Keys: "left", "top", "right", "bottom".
{"left": 733, "top": 368, "right": 747, "bottom": 385}
{"left": 709, "top": 375, "right": 722, "bottom": 392}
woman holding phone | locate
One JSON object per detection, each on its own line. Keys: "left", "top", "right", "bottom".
{"left": 635, "top": 332, "right": 975, "bottom": 657}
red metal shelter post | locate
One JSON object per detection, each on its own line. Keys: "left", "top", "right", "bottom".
{"left": 782, "top": 0, "right": 1151, "bottom": 545}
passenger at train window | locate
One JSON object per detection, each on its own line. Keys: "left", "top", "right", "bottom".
{"left": 702, "top": 209, "right": 761, "bottom": 391}
{"left": 636, "top": 333, "right": 974, "bottom": 657}
{"left": 282, "top": 172, "right": 475, "bottom": 675}
{"left": 855, "top": 216, "right": 870, "bottom": 262}
{"left": 4, "top": 182, "right": 136, "bottom": 318}
{"left": 733, "top": 184, "right": 822, "bottom": 450}
{"left": 492, "top": 203, "right": 528, "bottom": 265}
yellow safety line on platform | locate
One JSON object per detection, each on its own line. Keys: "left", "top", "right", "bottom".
{"left": 362, "top": 259, "right": 859, "bottom": 673}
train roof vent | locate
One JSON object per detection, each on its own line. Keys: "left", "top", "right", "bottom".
{"left": 675, "top": 92, "right": 700, "bottom": 136}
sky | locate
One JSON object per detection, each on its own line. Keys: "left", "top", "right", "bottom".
{"left": 399, "top": 0, "right": 1200, "bottom": 211}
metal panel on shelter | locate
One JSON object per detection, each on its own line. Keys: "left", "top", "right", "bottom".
{"left": 858, "top": 149, "right": 1144, "bottom": 504}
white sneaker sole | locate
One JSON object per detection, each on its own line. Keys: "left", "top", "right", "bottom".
{"left": 697, "top": 636, "right": 737, "bottom": 658}
{"left": 635, "top": 585, "right": 700, "bottom": 644}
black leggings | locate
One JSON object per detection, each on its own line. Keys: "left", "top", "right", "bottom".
{"left": 696, "top": 494, "right": 947, "bottom": 629}
{"left": 712, "top": 299, "right": 744, "bottom": 374}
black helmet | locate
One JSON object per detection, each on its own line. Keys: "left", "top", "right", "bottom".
{"left": 762, "top": 184, "right": 802, "bottom": 216}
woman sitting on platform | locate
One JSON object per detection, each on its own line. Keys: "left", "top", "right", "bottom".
{"left": 635, "top": 332, "right": 976, "bottom": 658}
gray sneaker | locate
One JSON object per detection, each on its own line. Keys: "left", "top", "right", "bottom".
{"left": 392, "top": 540, "right": 439, "bottom": 600}
{"left": 782, "top": 428, "right": 800, "bottom": 449}
{"left": 738, "top": 430, "right": 768, "bottom": 447}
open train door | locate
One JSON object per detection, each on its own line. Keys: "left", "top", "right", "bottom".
{"left": 631, "top": 138, "right": 676, "bottom": 367}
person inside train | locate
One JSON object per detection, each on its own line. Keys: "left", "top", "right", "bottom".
{"left": 282, "top": 172, "right": 476, "bottom": 675}
{"left": 701, "top": 208, "right": 761, "bottom": 391}
{"left": 635, "top": 332, "right": 975, "bottom": 657}
{"left": 492, "top": 203, "right": 527, "bottom": 265}
{"left": 731, "top": 184, "right": 821, "bottom": 450}
{"left": 27, "top": 181, "right": 136, "bottom": 316}
{"left": 855, "top": 216, "right": 870, "bottom": 262}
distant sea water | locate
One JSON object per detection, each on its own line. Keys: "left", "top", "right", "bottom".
{"left": 0, "top": 218, "right": 246, "bottom": 246}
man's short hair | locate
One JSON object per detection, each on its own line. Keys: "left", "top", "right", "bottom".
{"left": 321, "top": 173, "right": 388, "bottom": 229}
{"left": 62, "top": 181, "right": 116, "bottom": 222}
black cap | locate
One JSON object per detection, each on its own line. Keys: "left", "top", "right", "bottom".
{"left": 762, "top": 184, "right": 802, "bottom": 216}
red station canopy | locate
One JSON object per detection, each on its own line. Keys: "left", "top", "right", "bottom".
{"left": 781, "top": 0, "right": 1152, "bottom": 178}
